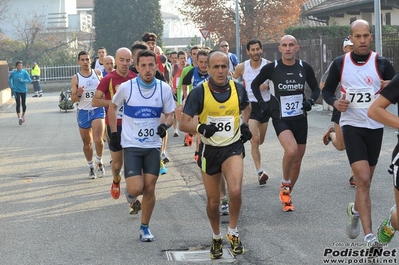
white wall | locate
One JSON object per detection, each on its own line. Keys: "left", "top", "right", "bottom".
{"left": 328, "top": 10, "right": 399, "bottom": 26}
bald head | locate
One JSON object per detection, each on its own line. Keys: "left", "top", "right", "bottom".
{"left": 115, "top": 47, "right": 132, "bottom": 76}
{"left": 103, "top": 55, "right": 115, "bottom": 74}
{"left": 280, "top": 35, "right": 297, "bottom": 45}
{"left": 350, "top": 19, "right": 370, "bottom": 35}
{"left": 207, "top": 51, "right": 228, "bottom": 66}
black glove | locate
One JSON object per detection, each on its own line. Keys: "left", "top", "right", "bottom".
{"left": 302, "top": 99, "right": 314, "bottom": 112}
{"left": 156, "top": 123, "right": 168, "bottom": 138}
{"left": 109, "top": 132, "right": 122, "bottom": 151}
{"left": 197, "top": 124, "right": 218, "bottom": 138}
{"left": 259, "top": 100, "right": 271, "bottom": 116}
{"left": 240, "top": 123, "right": 252, "bottom": 143}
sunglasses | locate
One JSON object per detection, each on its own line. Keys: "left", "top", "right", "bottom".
{"left": 220, "top": 45, "right": 228, "bottom": 48}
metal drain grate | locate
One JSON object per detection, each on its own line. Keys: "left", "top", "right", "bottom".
{"left": 165, "top": 248, "right": 235, "bottom": 262}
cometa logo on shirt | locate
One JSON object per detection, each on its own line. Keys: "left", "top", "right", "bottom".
{"left": 278, "top": 83, "right": 304, "bottom": 91}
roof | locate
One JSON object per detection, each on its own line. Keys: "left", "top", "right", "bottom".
{"left": 302, "top": 0, "right": 399, "bottom": 17}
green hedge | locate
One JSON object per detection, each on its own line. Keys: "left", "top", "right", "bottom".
{"left": 285, "top": 25, "right": 399, "bottom": 39}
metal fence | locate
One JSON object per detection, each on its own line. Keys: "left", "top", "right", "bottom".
{"left": 24, "top": 65, "right": 80, "bottom": 82}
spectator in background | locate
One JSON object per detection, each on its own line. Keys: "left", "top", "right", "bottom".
{"left": 31, "top": 62, "right": 42, "bottom": 97}
{"left": 219, "top": 41, "right": 239, "bottom": 75}
{"left": 9, "top": 60, "right": 31, "bottom": 125}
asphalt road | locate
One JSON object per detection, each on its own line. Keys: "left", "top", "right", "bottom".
{"left": 0, "top": 92, "right": 398, "bottom": 265}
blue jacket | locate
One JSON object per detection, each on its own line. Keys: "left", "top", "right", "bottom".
{"left": 9, "top": 69, "right": 31, "bottom": 93}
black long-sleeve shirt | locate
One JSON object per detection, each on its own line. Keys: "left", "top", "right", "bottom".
{"left": 251, "top": 59, "right": 320, "bottom": 104}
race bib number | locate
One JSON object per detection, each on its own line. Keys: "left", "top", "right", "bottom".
{"left": 206, "top": 116, "right": 234, "bottom": 138}
{"left": 117, "top": 106, "right": 123, "bottom": 119}
{"left": 280, "top": 94, "right": 303, "bottom": 117}
{"left": 133, "top": 120, "right": 157, "bottom": 143}
{"left": 84, "top": 91, "right": 95, "bottom": 99}
{"left": 346, "top": 87, "right": 374, "bottom": 108}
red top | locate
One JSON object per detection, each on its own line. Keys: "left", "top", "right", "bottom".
{"left": 97, "top": 70, "right": 137, "bottom": 125}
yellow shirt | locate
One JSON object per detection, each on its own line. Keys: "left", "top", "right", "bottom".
{"left": 198, "top": 80, "right": 241, "bottom": 147}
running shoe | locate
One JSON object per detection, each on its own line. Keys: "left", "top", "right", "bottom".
{"left": 184, "top": 133, "right": 194, "bottom": 147}
{"left": 258, "top": 171, "right": 269, "bottom": 185}
{"left": 323, "top": 126, "right": 334, "bottom": 145}
{"left": 97, "top": 162, "right": 105, "bottom": 178}
{"left": 364, "top": 234, "right": 380, "bottom": 249}
{"left": 210, "top": 238, "right": 223, "bottom": 259}
{"left": 226, "top": 232, "right": 245, "bottom": 256}
{"left": 349, "top": 176, "right": 356, "bottom": 187}
{"left": 139, "top": 225, "right": 154, "bottom": 242}
{"left": 32, "top": 93, "right": 38, "bottom": 97}
{"left": 220, "top": 198, "right": 229, "bottom": 216}
{"left": 39, "top": 91, "right": 43, "bottom": 97}
{"left": 160, "top": 160, "right": 167, "bottom": 175}
{"left": 18, "top": 118, "right": 22, "bottom": 125}
{"left": 130, "top": 199, "right": 142, "bottom": 215}
{"left": 89, "top": 167, "right": 96, "bottom": 179}
{"left": 279, "top": 183, "right": 292, "bottom": 204}
{"left": 377, "top": 205, "right": 396, "bottom": 244}
{"left": 283, "top": 201, "right": 295, "bottom": 212}
{"left": 346, "top": 202, "right": 360, "bottom": 239}
{"left": 110, "top": 174, "right": 121, "bottom": 199}
{"left": 161, "top": 153, "right": 170, "bottom": 163}
{"left": 21, "top": 115, "right": 26, "bottom": 123}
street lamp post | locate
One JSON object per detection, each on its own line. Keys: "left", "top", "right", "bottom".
{"left": 235, "top": 0, "right": 240, "bottom": 62}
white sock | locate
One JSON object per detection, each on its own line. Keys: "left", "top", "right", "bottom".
{"left": 257, "top": 169, "right": 263, "bottom": 175}
{"left": 212, "top": 233, "right": 222, "bottom": 239}
{"left": 352, "top": 204, "right": 359, "bottom": 216}
{"left": 96, "top": 155, "right": 102, "bottom": 164}
{"left": 364, "top": 233, "right": 374, "bottom": 241}
{"left": 282, "top": 179, "right": 291, "bottom": 184}
{"left": 88, "top": 161, "right": 94, "bottom": 168}
{"left": 228, "top": 227, "right": 238, "bottom": 236}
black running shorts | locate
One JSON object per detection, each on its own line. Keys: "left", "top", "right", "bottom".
{"left": 342, "top": 125, "right": 383, "bottom": 166}
{"left": 250, "top": 102, "right": 271, "bottom": 124}
{"left": 331, "top": 108, "right": 341, "bottom": 124}
{"left": 272, "top": 116, "right": 308, "bottom": 145}
{"left": 124, "top": 147, "right": 161, "bottom": 178}
{"left": 197, "top": 140, "right": 245, "bottom": 175}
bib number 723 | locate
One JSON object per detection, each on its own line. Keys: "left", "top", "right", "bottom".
{"left": 348, "top": 92, "right": 372, "bottom": 103}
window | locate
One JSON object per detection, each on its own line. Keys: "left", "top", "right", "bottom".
{"left": 386, "top": 12, "right": 391, "bottom": 25}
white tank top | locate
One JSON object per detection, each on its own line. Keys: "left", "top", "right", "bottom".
{"left": 340, "top": 52, "right": 383, "bottom": 129}
{"left": 243, "top": 58, "right": 272, "bottom": 102}
{"left": 94, "top": 60, "right": 105, "bottom": 72}
{"left": 76, "top": 69, "right": 100, "bottom": 110}
{"left": 120, "top": 78, "right": 175, "bottom": 148}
